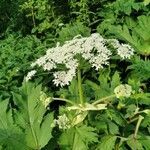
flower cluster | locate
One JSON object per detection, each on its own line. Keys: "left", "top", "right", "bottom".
{"left": 51, "top": 114, "right": 71, "bottom": 130}
{"left": 114, "top": 84, "right": 132, "bottom": 98}
{"left": 109, "top": 39, "right": 134, "bottom": 59}
{"left": 26, "top": 33, "right": 134, "bottom": 86}
{"left": 25, "top": 70, "right": 37, "bottom": 82}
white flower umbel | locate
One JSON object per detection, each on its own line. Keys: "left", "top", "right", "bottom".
{"left": 52, "top": 114, "right": 71, "bottom": 130}
{"left": 108, "top": 39, "right": 134, "bottom": 59}
{"left": 25, "top": 70, "right": 37, "bottom": 82}
{"left": 117, "top": 44, "right": 134, "bottom": 59}
{"left": 53, "top": 69, "right": 76, "bottom": 87}
{"left": 28, "top": 33, "right": 135, "bottom": 86}
{"left": 114, "top": 84, "right": 132, "bottom": 98}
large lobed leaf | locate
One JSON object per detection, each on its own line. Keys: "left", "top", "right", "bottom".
{"left": 13, "top": 82, "right": 53, "bottom": 149}
{"left": 0, "top": 100, "right": 27, "bottom": 150}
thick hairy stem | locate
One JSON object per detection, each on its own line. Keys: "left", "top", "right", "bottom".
{"left": 134, "top": 115, "right": 144, "bottom": 139}
{"left": 77, "top": 68, "right": 84, "bottom": 104}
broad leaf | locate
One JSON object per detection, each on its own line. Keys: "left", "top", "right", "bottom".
{"left": 13, "top": 83, "right": 53, "bottom": 149}
{"left": 0, "top": 100, "right": 27, "bottom": 150}
{"left": 97, "top": 135, "right": 117, "bottom": 150}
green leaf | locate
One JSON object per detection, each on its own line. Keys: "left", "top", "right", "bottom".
{"left": 97, "top": 135, "right": 117, "bottom": 150}
{"left": 111, "top": 72, "right": 120, "bottom": 90}
{"left": 59, "top": 128, "right": 75, "bottom": 150}
{"left": 0, "top": 100, "right": 27, "bottom": 150}
{"left": 132, "top": 93, "right": 150, "bottom": 105}
{"left": 106, "top": 109, "right": 126, "bottom": 126}
{"left": 13, "top": 83, "right": 53, "bottom": 149}
{"left": 59, "top": 125, "right": 98, "bottom": 150}
{"left": 108, "top": 122, "right": 119, "bottom": 134}
{"left": 143, "top": 0, "right": 150, "bottom": 5}
{"left": 141, "top": 115, "right": 150, "bottom": 127}
{"left": 58, "top": 22, "right": 90, "bottom": 43}
{"left": 76, "top": 125, "right": 98, "bottom": 144}
{"left": 139, "top": 135, "right": 150, "bottom": 150}
{"left": 109, "top": 15, "right": 150, "bottom": 55}
{"left": 127, "top": 135, "right": 143, "bottom": 150}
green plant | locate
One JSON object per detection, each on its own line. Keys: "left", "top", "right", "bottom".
{"left": 108, "top": 15, "right": 150, "bottom": 56}
{"left": 19, "top": 0, "right": 63, "bottom": 34}
{"left": 0, "top": 83, "right": 54, "bottom": 150}
{"left": 0, "top": 34, "right": 47, "bottom": 99}
{"left": 25, "top": 33, "right": 150, "bottom": 149}
{"left": 97, "top": 0, "right": 149, "bottom": 36}
{"left": 0, "top": 0, "right": 150, "bottom": 149}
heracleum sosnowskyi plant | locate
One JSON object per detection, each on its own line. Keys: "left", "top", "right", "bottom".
{"left": 24, "top": 33, "right": 150, "bottom": 149}
{"left": 25, "top": 33, "right": 134, "bottom": 105}
{"left": 25, "top": 33, "right": 150, "bottom": 150}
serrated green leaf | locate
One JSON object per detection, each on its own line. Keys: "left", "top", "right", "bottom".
{"left": 107, "top": 109, "right": 126, "bottom": 126}
{"left": 127, "top": 135, "right": 143, "bottom": 150}
{"left": 0, "top": 100, "right": 27, "bottom": 150}
{"left": 108, "top": 122, "right": 119, "bottom": 134}
{"left": 139, "top": 135, "right": 150, "bottom": 150}
{"left": 97, "top": 135, "right": 117, "bottom": 150}
{"left": 76, "top": 125, "right": 98, "bottom": 144}
{"left": 14, "top": 83, "right": 53, "bottom": 149}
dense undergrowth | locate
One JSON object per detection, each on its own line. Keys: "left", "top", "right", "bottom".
{"left": 0, "top": 0, "right": 150, "bottom": 150}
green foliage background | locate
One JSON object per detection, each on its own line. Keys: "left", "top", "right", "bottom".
{"left": 0, "top": 0, "right": 150, "bottom": 150}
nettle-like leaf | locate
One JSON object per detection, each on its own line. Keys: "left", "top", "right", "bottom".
{"left": 96, "top": 135, "right": 117, "bottom": 150}
{"left": 0, "top": 100, "right": 27, "bottom": 150}
{"left": 59, "top": 125, "right": 98, "bottom": 150}
{"left": 139, "top": 135, "right": 150, "bottom": 149}
{"left": 58, "top": 22, "right": 91, "bottom": 43}
{"left": 141, "top": 114, "right": 150, "bottom": 134}
{"left": 127, "top": 134, "right": 150, "bottom": 150}
{"left": 131, "top": 92, "right": 150, "bottom": 105}
{"left": 112, "top": 0, "right": 144, "bottom": 15}
{"left": 109, "top": 15, "right": 150, "bottom": 56}
{"left": 86, "top": 71, "right": 120, "bottom": 99}
{"left": 13, "top": 83, "right": 53, "bottom": 150}
{"left": 106, "top": 109, "right": 126, "bottom": 127}
{"left": 128, "top": 57, "right": 150, "bottom": 81}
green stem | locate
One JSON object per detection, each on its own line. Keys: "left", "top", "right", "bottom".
{"left": 92, "top": 95, "right": 116, "bottom": 105}
{"left": 77, "top": 68, "right": 84, "bottom": 104}
{"left": 52, "top": 98, "right": 75, "bottom": 105}
{"left": 134, "top": 115, "right": 144, "bottom": 139}
{"left": 127, "top": 116, "right": 139, "bottom": 124}
{"left": 31, "top": 6, "right": 36, "bottom": 28}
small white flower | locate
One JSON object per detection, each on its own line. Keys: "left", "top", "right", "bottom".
{"left": 52, "top": 114, "right": 71, "bottom": 130}
{"left": 114, "top": 84, "right": 132, "bottom": 98}
{"left": 43, "top": 61, "right": 56, "bottom": 71}
{"left": 53, "top": 69, "right": 76, "bottom": 87}
{"left": 108, "top": 39, "right": 134, "bottom": 59}
{"left": 117, "top": 44, "right": 134, "bottom": 59}
{"left": 25, "top": 70, "right": 37, "bottom": 82}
